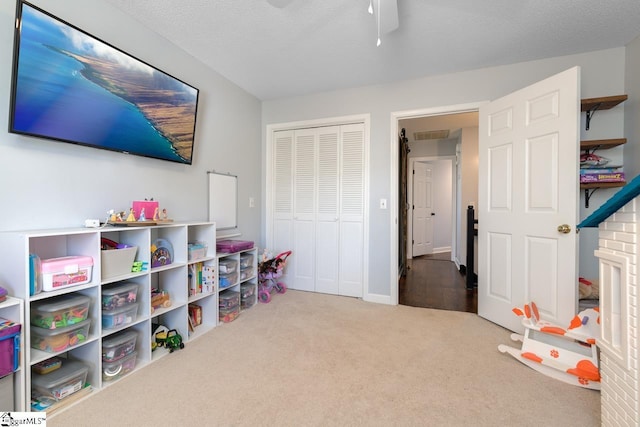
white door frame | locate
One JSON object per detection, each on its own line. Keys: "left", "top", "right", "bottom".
{"left": 390, "top": 103, "right": 485, "bottom": 305}
{"left": 407, "top": 156, "right": 457, "bottom": 260}
{"left": 265, "top": 113, "right": 371, "bottom": 298}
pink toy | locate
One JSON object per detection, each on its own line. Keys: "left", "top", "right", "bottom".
{"left": 257, "top": 251, "right": 291, "bottom": 303}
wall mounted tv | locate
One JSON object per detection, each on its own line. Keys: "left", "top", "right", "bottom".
{"left": 9, "top": 1, "right": 200, "bottom": 165}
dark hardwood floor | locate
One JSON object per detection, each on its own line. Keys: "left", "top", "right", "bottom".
{"left": 399, "top": 252, "right": 477, "bottom": 313}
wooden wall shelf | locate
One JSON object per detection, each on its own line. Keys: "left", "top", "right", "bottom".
{"left": 581, "top": 182, "right": 626, "bottom": 208}
{"left": 581, "top": 138, "right": 627, "bottom": 151}
{"left": 581, "top": 95, "right": 627, "bottom": 130}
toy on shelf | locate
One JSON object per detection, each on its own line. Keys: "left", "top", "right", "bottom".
{"left": 498, "top": 301, "right": 601, "bottom": 390}
{"left": 150, "top": 289, "right": 171, "bottom": 313}
{"left": 131, "top": 261, "right": 148, "bottom": 273}
{"left": 257, "top": 250, "right": 291, "bottom": 303}
{"left": 151, "top": 239, "right": 173, "bottom": 268}
{"left": 153, "top": 327, "right": 183, "bottom": 353}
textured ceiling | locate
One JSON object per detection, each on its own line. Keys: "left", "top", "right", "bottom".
{"left": 104, "top": 0, "right": 640, "bottom": 101}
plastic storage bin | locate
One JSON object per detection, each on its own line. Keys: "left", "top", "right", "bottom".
{"left": 29, "top": 253, "right": 42, "bottom": 296}
{"left": 241, "top": 293, "right": 257, "bottom": 310}
{"left": 216, "top": 240, "right": 254, "bottom": 253}
{"left": 102, "top": 329, "right": 137, "bottom": 362}
{"left": 188, "top": 242, "right": 208, "bottom": 260}
{"left": 31, "top": 294, "right": 90, "bottom": 329}
{"left": 102, "top": 351, "right": 137, "bottom": 382}
{"left": 102, "top": 282, "right": 138, "bottom": 311}
{"left": 101, "top": 247, "right": 138, "bottom": 280}
{"left": 239, "top": 253, "right": 254, "bottom": 269}
{"left": 219, "top": 306, "right": 240, "bottom": 323}
{"left": 31, "top": 360, "right": 89, "bottom": 400}
{"left": 240, "top": 267, "right": 254, "bottom": 281}
{"left": 219, "top": 272, "right": 238, "bottom": 290}
{"left": 219, "top": 259, "right": 237, "bottom": 274}
{"left": 31, "top": 319, "right": 91, "bottom": 353}
{"left": 219, "top": 291, "right": 240, "bottom": 309}
{"left": 41, "top": 256, "right": 93, "bottom": 291}
{"left": 0, "top": 318, "right": 21, "bottom": 377}
{"left": 102, "top": 303, "right": 138, "bottom": 329}
{"left": 240, "top": 283, "right": 256, "bottom": 299}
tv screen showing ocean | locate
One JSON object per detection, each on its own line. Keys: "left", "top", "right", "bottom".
{"left": 10, "top": 3, "right": 199, "bottom": 165}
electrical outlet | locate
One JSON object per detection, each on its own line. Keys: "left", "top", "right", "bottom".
{"left": 249, "top": 197, "right": 255, "bottom": 208}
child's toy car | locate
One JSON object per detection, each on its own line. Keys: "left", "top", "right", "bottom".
{"left": 164, "top": 329, "right": 184, "bottom": 353}
{"left": 154, "top": 328, "right": 183, "bottom": 353}
{"left": 150, "top": 289, "right": 171, "bottom": 313}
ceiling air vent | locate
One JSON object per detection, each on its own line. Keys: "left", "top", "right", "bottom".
{"left": 414, "top": 129, "right": 450, "bottom": 140}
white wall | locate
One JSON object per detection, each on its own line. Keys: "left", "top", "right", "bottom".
{"left": 263, "top": 47, "right": 626, "bottom": 298}
{"left": 625, "top": 34, "right": 640, "bottom": 181}
{"left": 0, "top": 1, "right": 262, "bottom": 242}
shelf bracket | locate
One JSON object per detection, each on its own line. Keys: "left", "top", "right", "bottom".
{"left": 584, "top": 188, "right": 598, "bottom": 208}
{"left": 585, "top": 103, "right": 601, "bottom": 131}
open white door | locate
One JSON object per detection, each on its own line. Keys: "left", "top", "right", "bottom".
{"left": 412, "top": 162, "right": 434, "bottom": 257}
{"left": 478, "top": 67, "right": 580, "bottom": 333}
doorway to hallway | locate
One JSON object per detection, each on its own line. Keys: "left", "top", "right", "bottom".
{"left": 399, "top": 252, "right": 477, "bottom": 313}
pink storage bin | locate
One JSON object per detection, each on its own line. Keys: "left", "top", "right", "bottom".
{"left": 41, "top": 256, "right": 93, "bottom": 292}
{"left": 0, "top": 318, "right": 21, "bottom": 377}
{"left": 216, "top": 240, "right": 254, "bottom": 253}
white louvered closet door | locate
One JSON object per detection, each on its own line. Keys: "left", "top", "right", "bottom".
{"left": 272, "top": 130, "right": 294, "bottom": 286}
{"left": 315, "top": 127, "right": 340, "bottom": 294}
{"left": 292, "top": 128, "right": 317, "bottom": 291}
{"left": 272, "top": 123, "right": 365, "bottom": 297}
{"left": 339, "top": 124, "right": 365, "bottom": 297}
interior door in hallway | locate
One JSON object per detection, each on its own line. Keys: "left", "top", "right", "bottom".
{"left": 412, "top": 161, "right": 433, "bottom": 257}
{"left": 478, "top": 67, "right": 580, "bottom": 333}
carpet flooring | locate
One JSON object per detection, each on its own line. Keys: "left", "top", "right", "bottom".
{"left": 50, "top": 290, "right": 600, "bottom": 427}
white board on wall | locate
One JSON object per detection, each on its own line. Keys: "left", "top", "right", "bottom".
{"left": 208, "top": 172, "right": 237, "bottom": 230}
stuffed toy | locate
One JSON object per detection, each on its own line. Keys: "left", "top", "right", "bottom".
{"left": 579, "top": 277, "right": 599, "bottom": 300}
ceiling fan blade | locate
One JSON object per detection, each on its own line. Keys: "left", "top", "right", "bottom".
{"left": 267, "top": 0, "right": 295, "bottom": 8}
{"left": 375, "top": 0, "right": 399, "bottom": 35}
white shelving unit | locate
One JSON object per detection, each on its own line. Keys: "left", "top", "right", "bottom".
{"left": 217, "top": 247, "right": 258, "bottom": 324}
{"left": 0, "top": 296, "right": 25, "bottom": 411}
{"left": 0, "top": 221, "right": 217, "bottom": 412}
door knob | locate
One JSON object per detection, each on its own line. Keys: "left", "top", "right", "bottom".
{"left": 557, "top": 224, "right": 571, "bottom": 234}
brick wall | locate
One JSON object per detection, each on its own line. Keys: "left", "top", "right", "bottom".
{"left": 598, "top": 197, "right": 638, "bottom": 426}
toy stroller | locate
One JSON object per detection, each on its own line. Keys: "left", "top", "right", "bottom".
{"left": 258, "top": 250, "right": 291, "bottom": 303}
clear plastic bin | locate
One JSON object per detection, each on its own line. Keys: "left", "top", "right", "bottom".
{"left": 219, "top": 306, "right": 240, "bottom": 323}
{"left": 102, "top": 329, "right": 137, "bottom": 362}
{"left": 219, "top": 272, "right": 238, "bottom": 290}
{"left": 31, "top": 319, "right": 91, "bottom": 353}
{"left": 102, "top": 303, "right": 138, "bottom": 329}
{"left": 31, "top": 294, "right": 90, "bottom": 330}
{"left": 239, "top": 253, "right": 254, "bottom": 269}
{"left": 31, "top": 360, "right": 89, "bottom": 401}
{"left": 188, "top": 242, "right": 208, "bottom": 260}
{"left": 102, "top": 282, "right": 138, "bottom": 311}
{"left": 219, "top": 259, "right": 237, "bottom": 274}
{"left": 240, "top": 267, "right": 254, "bottom": 281}
{"left": 102, "top": 351, "right": 137, "bottom": 382}
{"left": 219, "top": 291, "right": 240, "bottom": 309}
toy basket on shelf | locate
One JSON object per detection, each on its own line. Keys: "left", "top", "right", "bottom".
{"left": 257, "top": 251, "right": 291, "bottom": 303}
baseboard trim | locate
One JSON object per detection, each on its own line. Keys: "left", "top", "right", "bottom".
{"left": 433, "top": 246, "right": 452, "bottom": 254}
{"left": 364, "top": 293, "right": 393, "bottom": 305}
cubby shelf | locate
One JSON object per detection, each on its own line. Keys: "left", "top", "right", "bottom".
{"left": 0, "top": 221, "right": 221, "bottom": 415}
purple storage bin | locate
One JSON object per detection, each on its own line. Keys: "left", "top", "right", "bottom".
{"left": 216, "top": 240, "right": 254, "bottom": 253}
{"left": 0, "top": 318, "right": 21, "bottom": 377}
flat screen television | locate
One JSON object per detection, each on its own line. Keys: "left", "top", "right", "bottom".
{"left": 9, "top": 1, "right": 200, "bottom": 165}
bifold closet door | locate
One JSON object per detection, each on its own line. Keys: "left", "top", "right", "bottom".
{"left": 271, "top": 123, "right": 364, "bottom": 297}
